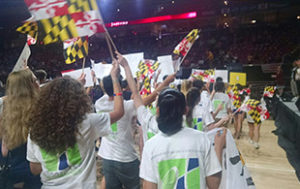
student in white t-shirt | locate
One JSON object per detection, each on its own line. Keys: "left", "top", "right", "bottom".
{"left": 118, "top": 61, "right": 227, "bottom": 189}
{"left": 212, "top": 81, "right": 231, "bottom": 123}
{"left": 186, "top": 87, "right": 230, "bottom": 131}
{"left": 26, "top": 62, "right": 124, "bottom": 189}
{"left": 96, "top": 52, "right": 166, "bottom": 189}
{"left": 137, "top": 88, "right": 227, "bottom": 189}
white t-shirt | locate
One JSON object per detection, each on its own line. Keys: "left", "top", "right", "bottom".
{"left": 95, "top": 95, "right": 138, "bottom": 162}
{"left": 140, "top": 127, "right": 222, "bottom": 188}
{"left": 137, "top": 106, "right": 159, "bottom": 143}
{"left": 200, "top": 91, "right": 213, "bottom": 113}
{"left": 188, "top": 104, "right": 215, "bottom": 131}
{"left": 0, "top": 97, "right": 3, "bottom": 114}
{"left": 27, "top": 113, "right": 111, "bottom": 189}
{"left": 212, "top": 92, "right": 230, "bottom": 119}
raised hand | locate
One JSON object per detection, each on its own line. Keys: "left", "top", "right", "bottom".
{"left": 78, "top": 73, "right": 86, "bottom": 86}
{"left": 110, "top": 59, "right": 120, "bottom": 80}
{"left": 115, "top": 51, "right": 129, "bottom": 68}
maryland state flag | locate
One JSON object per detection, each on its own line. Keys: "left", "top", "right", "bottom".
{"left": 232, "top": 85, "right": 242, "bottom": 109}
{"left": 136, "top": 60, "right": 160, "bottom": 80}
{"left": 241, "top": 99, "right": 270, "bottom": 124}
{"left": 190, "top": 69, "right": 215, "bottom": 82}
{"left": 63, "top": 37, "right": 88, "bottom": 64}
{"left": 136, "top": 60, "right": 160, "bottom": 97}
{"left": 263, "top": 86, "right": 276, "bottom": 98}
{"left": 16, "top": 21, "right": 38, "bottom": 39}
{"left": 173, "top": 29, "right": 200, "bottom": 57}
{"left": 22, "top": 0, "right": 105, "bottom": 44}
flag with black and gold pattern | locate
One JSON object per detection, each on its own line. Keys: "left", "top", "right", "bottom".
{"left": 136, "top": 60, "right": 160, "bottom": 80}
{"left": 190, "top": 69, "right": 215, "bottom": 82}
{"left": 140, "top": 77, "right": 151, "bottom": 96}
{"left": 232, "top": 85, "right": 241, "bottom": 109}
{"left": 63, "top": 37, "right": 88, "bottom": 64}
{"left": 16, "top": 21, "right": 38, "bottom": 40}
{"left": 67, "top": 0, "right": 98, "bottom": 14}
{"left": 173, "top": 29, "right": 200, "bottom": 57}
{"left": 263, "top": 86, "right": 276, "bottom": 98}
{"left": 241, "top": 99, "right": 262, "bottom": 124}
{"left": 21, "top": 0, "right": 106, "bottom": 45}
{"left": 38, "top": 14, "right": 79, "bottom": 44}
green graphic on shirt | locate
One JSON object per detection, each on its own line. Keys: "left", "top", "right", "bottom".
{"left": 158, "top": 158, "right": 200, "bottom": 188}
{"left": 213, "top": 100, "right": 224, "bottom": 110}
{"left": 40, "top": 143, "right": 82, "bottom": 172}
{"left": 193, "top": 118, "right": 203, "bottom": 131}
{"left": 111, "top": 122, "right": 117, "bottom": 133}
{"left": 150, "top": 107, "right": 157, "bottom": 116}
{"left": 147, "top": 132, "right": 155, "bottom": 139}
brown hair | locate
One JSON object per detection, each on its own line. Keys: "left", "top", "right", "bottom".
{"left": 28, "top": 77, "right": 92, "bottom": 154}
{"left": 0, "top": 69, "right": 38, "bottom": 150}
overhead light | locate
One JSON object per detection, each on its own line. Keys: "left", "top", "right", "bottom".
{"left": 224, "top": 13, "right": 227, "bottom": 17}
{"left": 224, "top": 1, "right": 228, "bottom": 5}
{"left": 297, "top": 16, "right": 300, "bottom": 20}
{"left": 251, "top": 19, "right": 256, "bottom": 24}
{"left": 117, "top": 8, "right": 120, "bottom": 12}
{"left": 161, "top": 6, "right": 164, "bottom": 10}
{"left": 172, "top": 1, "right": 175, "bottom": 4}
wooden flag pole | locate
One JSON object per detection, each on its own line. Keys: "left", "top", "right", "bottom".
{"left": 177, "top": 41, "right": 196, "bottom": 72}
{"left": 105, "top": 32, "right": 118, "bottom": 53}
{"left": 105, "top": 35, "right": 114, "bottom": 61}
{"left": 82, "top": 58, "right": 86, "bottom": 73}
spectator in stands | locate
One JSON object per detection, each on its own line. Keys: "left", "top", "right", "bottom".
{"left": 26, "top": 63, "right": 124, "bottom": 188}
{"left": 0, "top": 69, "right": 41, "bottom": 188}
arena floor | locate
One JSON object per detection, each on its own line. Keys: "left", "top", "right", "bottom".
{"left": 231, "top": 120, "right": 299, "bottom": 189}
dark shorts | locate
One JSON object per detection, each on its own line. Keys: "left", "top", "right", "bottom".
{"left": 102, "top": 158, "right": 140, "bottom": 189}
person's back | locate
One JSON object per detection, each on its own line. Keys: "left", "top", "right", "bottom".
{"left": 27, "top": 113, "right": 111, "bottom": 188}
{"left": 141, "top": 127, "right": 220, "bottom": 188}
{"left": 139, "top": 88, "right": 225, "bottom": 189}
{"left": 95, "top": 95, "right": 138, "bottom": 162}
{"left": 95, "top": 74, "right": 140, "bottom": 189}
{"left": 212, "top": 92, "right": 230, "bottom": 119}
{"left": 26, "top": 64, "right": 124, "bottom": 189}
{"left": 0, "top": 69, "right": 41, "bottom": 188}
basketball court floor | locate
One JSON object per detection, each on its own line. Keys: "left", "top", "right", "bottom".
{"left": 232, "top": 120, "right": 299, "bottom": 189}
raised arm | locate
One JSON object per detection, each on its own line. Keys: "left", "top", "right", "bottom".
{"left": 141, "top": 73, "right": 176, "bottom": 106}
{"left": 109, "top": 60, "right": 124, "bottom": 124}
{"left": 116, "top": 52, "right": 143, "bottom": 109}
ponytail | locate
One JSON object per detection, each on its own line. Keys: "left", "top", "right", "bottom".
{"left": 186, "top": 88, "right": 200, "bottom": 127}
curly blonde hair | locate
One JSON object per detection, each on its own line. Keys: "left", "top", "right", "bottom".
{"left": 28, "top": 77, "right": 92, "bottom": 154}
{"left": 0, "top": 69, "right": 38, "bottom": 150}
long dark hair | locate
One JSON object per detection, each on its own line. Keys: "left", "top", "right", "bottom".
{"left": 156, "top": 88, "right": 186, "bottom": 135}
{"left": 186, "top": 88, "right": 200, "bottom": 128}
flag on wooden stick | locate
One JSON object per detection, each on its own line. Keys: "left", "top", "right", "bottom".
{"left": 63, "top": 37, "right": 88, "bottom": 64}
{"left": 23, "top": 0, "right": 105, "bottom": 44}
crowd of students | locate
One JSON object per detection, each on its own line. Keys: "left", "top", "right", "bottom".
{"left": 0, "top": 52, "right": 267, "bottom": 189}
